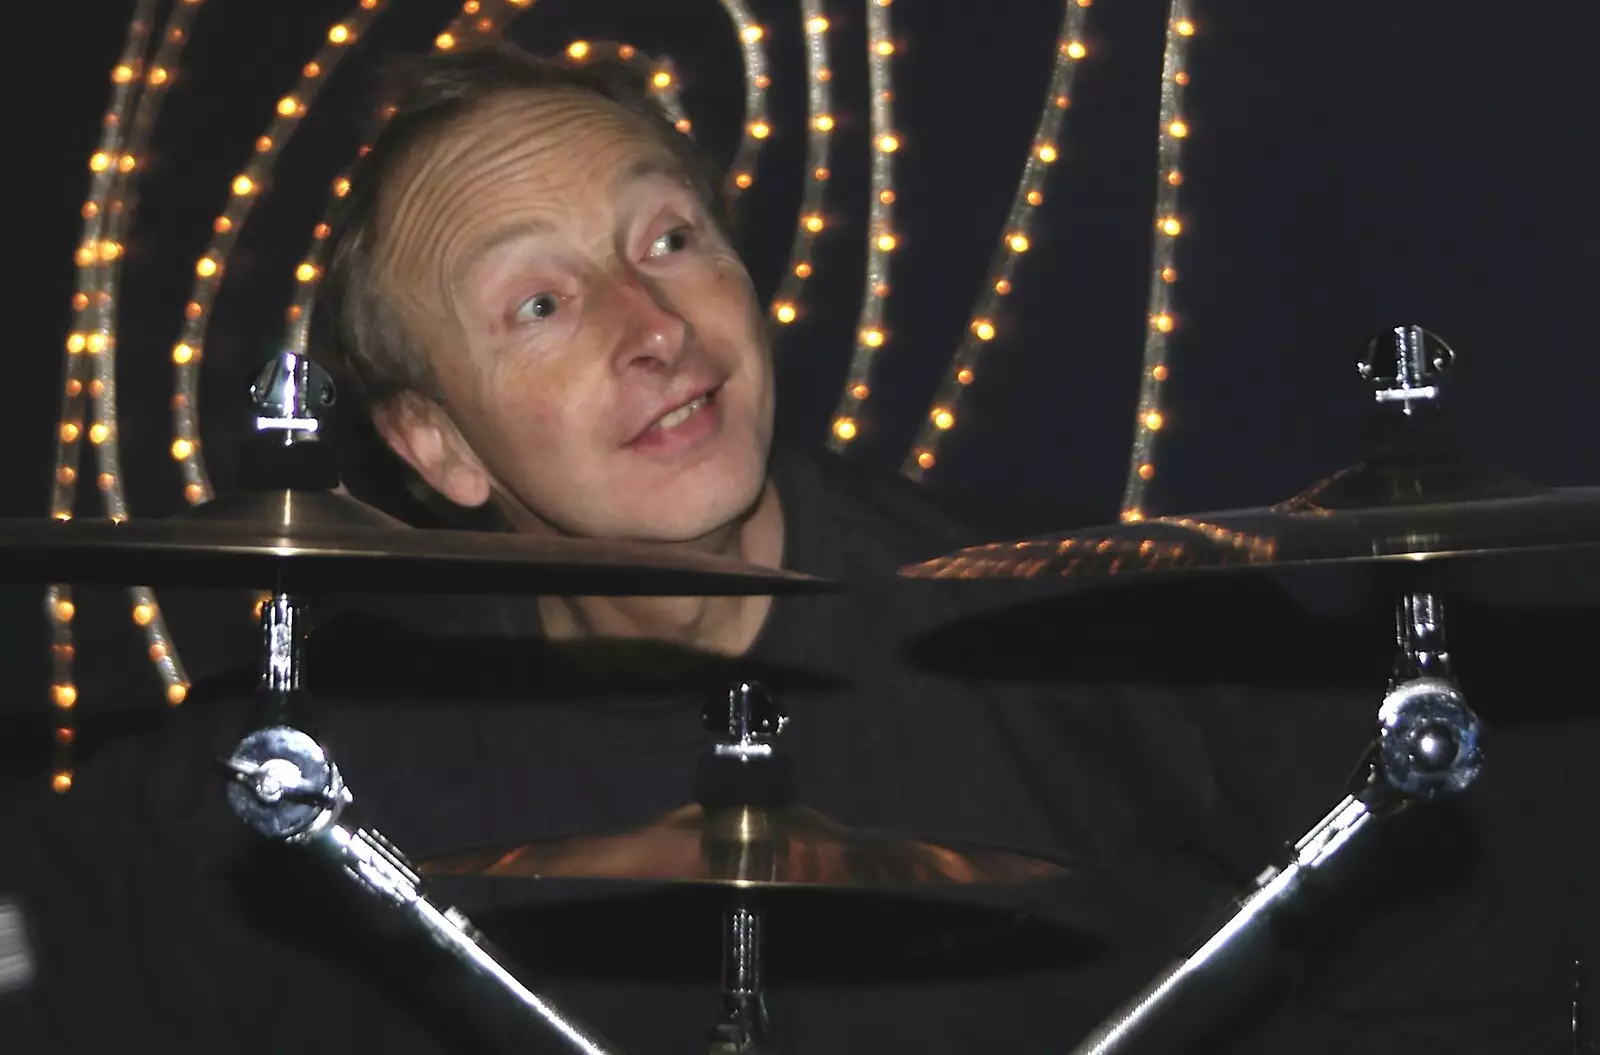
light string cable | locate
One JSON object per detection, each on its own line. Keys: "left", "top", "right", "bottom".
{"left": 96, "top": 0, "right": 207, "bottom": 716}
{"left": 1119, "top": 0, "right": 1195, "bottom": 522}
{"left": 169, "top": 0, "right": 394, "bottom": 508}
{"left": 44, "top": 0, "right": 156, "bottom": 792}
{"left": 900, "top": 0, "right": 1094, "bottom": 478}
{"left": 714, "top": 0, "right": 772, "bottom": 202}
{"left": 826, "top": 0, "right": 900, "bottom": 451}
{"left": 44, "top": 0, "right": 195, "bottom": 793}
{"left": 767, "top": 1, "right": 834, "bottom": 330}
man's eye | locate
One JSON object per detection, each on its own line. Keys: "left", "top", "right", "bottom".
{"left": 513, "top": 292, "right": 559, "bottom": 323}
{"left": 648, "top": 227, "right": 692, "bottom": 257}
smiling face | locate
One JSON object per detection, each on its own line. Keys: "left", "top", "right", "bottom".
{"left": 370, "top": 89, "right": 775, "bottom": 543}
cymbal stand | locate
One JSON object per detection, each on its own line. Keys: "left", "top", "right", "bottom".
{"left": 1069, "top": 581, "right": 1482, "bottom": 1054}
{"left": 1062, "top": 326, "right": 1484, "bottom": 1050}
{"left": 701, "top": 682, "right": 790, "bottom": 1055}
{"left": 216, "top": 351, "right": 618, "bottom": 1055}
{"left": 1068, "top": 326, "right": 1478, "bottom": 1050}
{"left": 1071, "top": 325, "right": 1484, "bottom": 1053}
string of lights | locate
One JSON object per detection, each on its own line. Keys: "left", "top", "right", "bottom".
{"left": 900, "top": 0, "right": 1094, "bottom": 478}
{"left": 715, "top": 0, "right": 771, "bottom": 202}
{"left": 432, "top": 0, "right": 522, "bottom": 53}
{"left": 1119, "top": 0, "right": 1195, "bottom": 522}
{"left": 826, "top": 0, "right": 900, "bottom": 451}
{"left": 45, "top": 0, "right": 198, "bottom": 794}
{"left": 47, "top": 16, "right": 155, "bottom": 529}
{"left": 170, "top": 0, "right": 391, "bottom": 508}
{"left": 767, "top": 1, "right": 834, "bottom": 330}
{"left": 563, "top": 40, "right": 689, "bottom": 128}
{"left": 96, "top": 0, "right": 206, "bottom": 725}
{"left": 281, "top": 0, "right": 524, "bottom": 365}
{"left": 44, "top": 0, "right": 157, "bottom": 792}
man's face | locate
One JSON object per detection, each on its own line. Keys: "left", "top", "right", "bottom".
{"left": 375, "top": 90, "right": 774, "bottom": 543}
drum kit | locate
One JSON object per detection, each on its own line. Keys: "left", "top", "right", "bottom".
{"left": 0, "top": 322, "right": 1590, "bottom": 1052}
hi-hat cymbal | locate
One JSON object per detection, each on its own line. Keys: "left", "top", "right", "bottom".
{"left": 0, "top": 489, "right": 831, "bottom": 596}
{"left": 901, "top": 461, "right": 1600, "bottom": 584}
{"left": 419, "top": 804, "right": 1077, "bottom": 890}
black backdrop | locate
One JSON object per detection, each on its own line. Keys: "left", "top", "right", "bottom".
{"left": 3, "top": 2, "right": 1599, "bottom": 787}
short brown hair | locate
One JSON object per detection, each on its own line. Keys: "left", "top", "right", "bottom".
{"left": 317, "top": 42, "right": 731, "bottom": 410}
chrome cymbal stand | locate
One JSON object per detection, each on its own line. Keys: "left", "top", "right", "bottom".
{"left": 216, "top": 351, "right": 618, "bottom": 1055}
{"left": 1069, "top": 587, "right": 1481, "bottom": 1055}
{"left": 1072, "top": 326, "right": 1484, "bottom": 1054}
{"left": 701, "top": 682, "right": 790, "bottom": 1055}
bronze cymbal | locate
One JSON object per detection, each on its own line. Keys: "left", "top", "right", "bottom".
{"left": 901, "top": 461, "right": 1600, "bottom": 584}
{"left": 0, "top": 489, "right": 832, "bottom": 596}
{"left": 419, "top": 804, "right": 1078, "bottom": 890}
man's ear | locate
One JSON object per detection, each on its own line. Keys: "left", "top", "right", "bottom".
{"left": 371, "top": 392, "right": 493, "bottom": 508}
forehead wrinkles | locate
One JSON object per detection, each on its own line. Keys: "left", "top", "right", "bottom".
{"left": 378, "top": 94, "right": 671, "bottom": 312}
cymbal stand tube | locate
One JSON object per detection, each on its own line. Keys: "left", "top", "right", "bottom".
{"left": 257, "top": 591, "right": 310, "bottom": 728}
{"left": 702, "top": 682, "right": 787, "bottom": 1055}
{"left": 1068, "top": 591, "right": 1482, "bottom": 1055}
{"left": 222, "top": 579, "right": 617, "bottom": 1053}
{"left": 1392, "top": 587, "right": 1451, "bottom": 685}
{"left": 219, "top": 722, "right": 618, "bottom": 1055}
{"left": 709, "top": 897, "right": 775, "bottom": 1054}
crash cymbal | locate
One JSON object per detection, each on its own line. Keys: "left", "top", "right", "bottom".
{"left": 419, "top": 804, "right": 1077, "bottom": 890}
{"left": 901, "top": 460, "right": 1600, "bottom": 584}
{"left": 0, "top": 488, "right": 831, "bottom": 596}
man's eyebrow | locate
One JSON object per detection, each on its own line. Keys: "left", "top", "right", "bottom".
{"left": 446, "top": 157, "right": 691, "bottom": 292}
{"left": 449, "top": 218, "right": 553, "bottom": 292}
{"left": 610, "top": 155, "right": 692, "bottom": 196}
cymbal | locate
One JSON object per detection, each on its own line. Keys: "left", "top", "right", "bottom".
{"left": 901, "top": 461, "right": 1600, "bottom": 584}
{"left": 419, "top": 804, "right": 1077, "bottom": 890}
{"left": 0, "top": 489, "right": 831, "bottom": 596}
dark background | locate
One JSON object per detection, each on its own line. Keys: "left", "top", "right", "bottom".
{"left": 2, "top": 1, "right": 1598, "bottom": 783}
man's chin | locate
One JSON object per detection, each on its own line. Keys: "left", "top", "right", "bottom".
{"left": 620, "top": 471, "right": 772, "bottom": 551}
{"left": 627, "top": 500, "right": 762, "bottom": 550}
{"left": 497, "top": 440, "right": 772, "bottom": 547}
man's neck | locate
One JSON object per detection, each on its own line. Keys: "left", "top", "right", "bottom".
{"left": 534, "top": 479, "right": 784, "bottom": 657}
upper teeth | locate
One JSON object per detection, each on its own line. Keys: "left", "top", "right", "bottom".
{"left": 656, "top": 395, "right": 707, "bottom": 431}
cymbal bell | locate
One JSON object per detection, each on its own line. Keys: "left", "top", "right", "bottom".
{"left": 0, "top": 488, "right": 832, "bottom": 597}
{"left": 418, "top": 804, "right": 1078, "bottom": 890}
{"left": 181, "top": 486, "right": 409, "bottom": 532}
{"left": 901, "top": 461, "right": 1600, "bottom": 585}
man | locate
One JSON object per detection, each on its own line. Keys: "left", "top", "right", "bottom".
{"left": 0, "top": 43, "right": 1573, "bottom": 1053}
{"left": 324, "top": 43, "right": 782, "bottom": 657}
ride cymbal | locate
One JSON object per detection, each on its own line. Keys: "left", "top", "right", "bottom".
{"left": 0, "top": 489, "right": 831, "bottom": 596}
{"left": 901, "top": 461, "right": 1600, "bottom": 584}
{"left": 419, "top": 804, "right": 1077, "bottom": 890}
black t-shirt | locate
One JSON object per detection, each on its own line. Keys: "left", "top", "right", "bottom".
{"left": 0, "top": 448, "right": 1576, "bottom": 1053}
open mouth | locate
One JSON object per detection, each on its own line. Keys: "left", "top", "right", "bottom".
{"left": 627, "top": 384, "right": 724, "bottom": 448}
{"left": 654, "top": 390, "right": 713, "bottom": 432}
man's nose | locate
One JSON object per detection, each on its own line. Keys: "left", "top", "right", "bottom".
{"left": 605, "top": 269, "right": 688, "bottom": 375}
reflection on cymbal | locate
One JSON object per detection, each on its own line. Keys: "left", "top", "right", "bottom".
{"left": 902, "top": 462, "right": 1600, "bottom": 583}
{"left": 419, "top": 804, "right": 1078, "bottom": 890}
{"left": 0, "top": 489, "right": 833, "bottom": 597}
